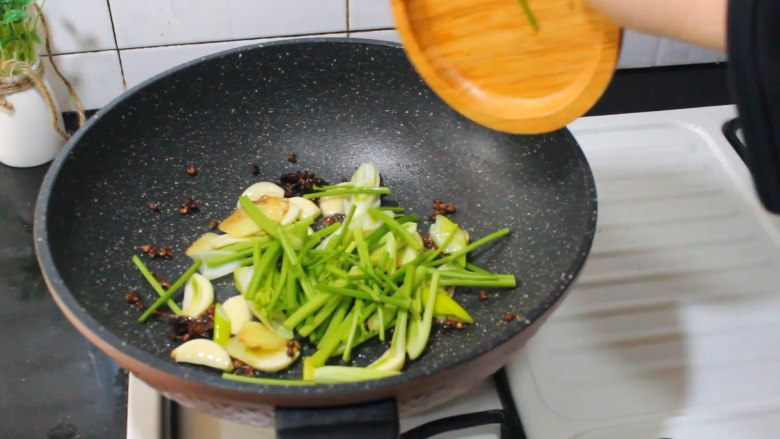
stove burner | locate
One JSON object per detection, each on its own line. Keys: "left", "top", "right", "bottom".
{"left": 163, "top": 368, "right": 527, "bottom": 439}
{"left": 402, "top": 369, "right": 526, "bottom": 439}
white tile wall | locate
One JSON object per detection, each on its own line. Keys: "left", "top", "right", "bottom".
{"left": 41, "top": 0, "right": 116, "bottom": 54}
{"left": 349, "top": 30, "right": 400, "bottom": 43}
{"left": 108, "top": 0, "right": 346, "bottom": 49}
{"left": 349, "top": 0, "right": 394, "bottom": 31}
{"left": 121, "top": 34, "right": 346, "bottom": 89}
{"left": 41, "top": 51, "right": 125, "bottom": 111}
{"left": 27, "top": 1, "right": 727, "bottom": 110}
{"left": 655, "top": 38, "right": 728, "bottom": 66}
{"left": 617, "top": 31, "right": 661, "bottom": 69}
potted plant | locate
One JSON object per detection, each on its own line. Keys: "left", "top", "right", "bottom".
{"left": 0, "top": 0, "right": 71, "bottom": 167}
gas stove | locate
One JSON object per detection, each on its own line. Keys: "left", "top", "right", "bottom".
{"left": 128, "top": 105, "right": 780, "bottom": 438}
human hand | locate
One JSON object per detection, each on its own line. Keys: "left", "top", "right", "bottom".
{"left": 584, "top": 0, "right": 727, "bottom": 51}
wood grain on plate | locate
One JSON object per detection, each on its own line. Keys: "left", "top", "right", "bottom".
{"left": 393, "top": 0, "right": 622, "bottom": 133}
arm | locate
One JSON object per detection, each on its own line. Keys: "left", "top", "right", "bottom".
{"left": 585, "top": 0, "right": 728, "bottom": 52}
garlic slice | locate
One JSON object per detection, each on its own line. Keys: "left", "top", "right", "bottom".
{"left": 368, "top": 347, "right": 405, "bottom": 372}
{"left": 318, "top": 182, "right": 351, "bottom": 216}
{"left": 233, "top": 266, "right": 254, "bottom": 295}
{"left": 220, "top": 196, "right": 289, "bottom": 238}
{"left": 225, "top": 337, "right": 299, "bottom": 372}
{"left": 185, "top": 233, "right": 219, "bottom": 257}
{"left": 171, "top": 339, "right": 233, "bottom": 371}
{"left": 249, "top": 302, "right": 295, "bottom": 340}
{"left": 288, "top": 197, "right": 321, "bottom": 221}
{"left": 211, "top": 234, "right": 254, "bottom": 249}
{"left": 181, "top": 273, "right": 214, "bottom": 317}
{"left": 222, "top": 295, "right": 252, "bottom": 335}
{"left": 237, "top": 182, "right": 285, "bottom": 208}
{"left": 237, "top": 321, "right": 288, "bottom": 350}
{"left": 280, "top": 203, "right": 301, "bottom": 226}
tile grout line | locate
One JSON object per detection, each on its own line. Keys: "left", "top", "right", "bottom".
{"left": 80, "top": 30, "right": 367, "bottom": 54}
{"left": 104, "top": 0, "right": 127, "bottom": 90}
{"left": 345, "top": 0, "right": 350, "bottom": 37}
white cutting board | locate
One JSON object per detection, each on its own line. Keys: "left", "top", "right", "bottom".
{"left": 508, "top": 105, "right": 780, "bottom": 439}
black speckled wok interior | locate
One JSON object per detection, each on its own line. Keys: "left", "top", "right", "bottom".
{"left": 35, "top": 40, "right": 596, "bottom": 404}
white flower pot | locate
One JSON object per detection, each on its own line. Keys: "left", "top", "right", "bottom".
{"left": 0, "top": 69, "right": 65, "bottom": 168}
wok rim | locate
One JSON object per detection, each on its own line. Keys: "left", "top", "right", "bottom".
{"left": 33, "top": 37, "right": 597, "bottom": 403}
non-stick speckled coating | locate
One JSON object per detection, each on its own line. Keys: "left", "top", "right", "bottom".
{"left": 35, "top": 40, "right": 596, "bottom": 400}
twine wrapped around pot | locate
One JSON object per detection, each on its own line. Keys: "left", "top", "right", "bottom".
{"left": 0, "top": 4, "right": 85, "bottom": 139}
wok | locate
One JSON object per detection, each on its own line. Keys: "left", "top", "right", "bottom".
{"left": 34, "top": 39, "right": 596, "bottom": 437}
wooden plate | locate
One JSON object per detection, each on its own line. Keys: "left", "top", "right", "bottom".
{"left": 392, "top": 0, "right": 622, "bottom": 133}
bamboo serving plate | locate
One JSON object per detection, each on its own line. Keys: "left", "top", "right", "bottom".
{"left": 392, "top": 0, "right": 623, "bottom": 133}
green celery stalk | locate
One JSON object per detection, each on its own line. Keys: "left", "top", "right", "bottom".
{"left": 312, "top": 366, "right": 400, "bottom": 383}
{"left": 437, "top": 276, "right": 516, "bottom": 288}
{"left": 430, "top": 228, "right": 511, "bottom": 267}
{"left": 299, "top": 295, "right": 343, "bottom": 337}
{"left": 341, "top": 300, "right": 363, "bottom": 361}
{"left": 407, "top": 271, "right": 440, "bottom": 360}
{"left": 131, "top": 255, "right": 183, "bottom": 315}
{"left": 303, "top": 187, "right": 390, "bottom": 199}
{"left": 317, "top": 299, "right": 351, "bottom": 349}
{"left": 238, "top": 195, "right": 280, "bottom": 240}
{"left": 222, "top": 374, "right": 315, "bottom": 386}
{"left": 205, "top": 248, "right": 254, "bottom": 267}
{"left": 138, "top": 260, "right": 203, "bottom": 322}
{"left": 367, "top": 207, "right": 423, "bottom": 251}
{"left": 283, "top": 293, "right": 331, "bottom": 329}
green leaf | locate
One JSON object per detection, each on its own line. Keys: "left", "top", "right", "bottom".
{"left": 2, "top": 9, "right": 28, "bottom": 25}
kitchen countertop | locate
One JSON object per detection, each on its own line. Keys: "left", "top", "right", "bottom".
{"left": 0, "top": 63, "right": 732, "bottom": 438}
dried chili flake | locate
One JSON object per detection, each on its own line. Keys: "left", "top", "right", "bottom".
{"left": 141, "top": 244, "right": 157, "bottom": 258}
{"left": 287, "top": 152, "right": 297, "bottom": 163}
{"left": 208, "top": 220, "right": 219, "bottom": 230}
{"left": 250, "top": 164, "right": 260, "bottom": 176}
{"left": 429, "top": 198, "right": 457, "bottom": 220}
{"left": 504, "top": 313, "right": 514, "bottom": 322}
{"left": 232, "top": 359, "right": 257, "bottom": 377}
{"left": 421, "top": 233, "right": 436, "bottom": 249}
{"left": 478, "top": 290, "right": 487, "bottom": 301}
{"left": 179, "top": 197, "right": 199, "bottom": 215}
{"left": 125, "top": 291, "right": 145, "bottom": 309}
{"left": 275, "top": 170, "right": 328, "bottom": 197}
{"left": 156, "top": 246, "right": 173, "bottom": 260}
{"left": 148, "top": 202, "right": 160, "bottom": 212}
{"left": 168, "top": 304, "right": 215, "bottom": 341}
{"left": 152, "top": 272, "right": 171, "bottom": 290}
{"left": 323, "top": 214, "right": 345, "bottom": 227}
